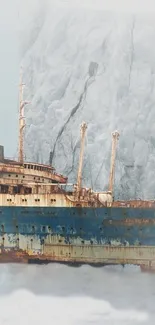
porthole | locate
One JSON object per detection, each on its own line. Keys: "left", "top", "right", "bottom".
{"left": 32, "top": 226, "right": 35, "bottom": 233}
{"left": 51, "top": 199, "right": 56, "bottom": 202}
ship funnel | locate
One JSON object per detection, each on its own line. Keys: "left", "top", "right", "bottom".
{"left": 0, "top": 145, "right": 4, "bottom": 162}
{"left": 76, "top": 122, "right": 87, "bottom": 199}
{"left": 108, "top": 130, "right": 119, "bottom": 195}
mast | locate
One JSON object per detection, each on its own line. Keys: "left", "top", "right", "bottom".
{"left": 108, "top": 130, "right": 119, "bottom": 195}
{"left": 18, "top": 67, "right": 29, "bottom": 164}
{"left": 76, "top": 122, "right": 87, "bottom": 198}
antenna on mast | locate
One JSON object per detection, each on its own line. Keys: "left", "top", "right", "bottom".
{"left": 18, "top": 67, "right": 29, "bottom": 164}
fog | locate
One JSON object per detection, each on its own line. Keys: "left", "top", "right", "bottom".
{"left": 0, "top": 264, "right": 154, "bottom": 324}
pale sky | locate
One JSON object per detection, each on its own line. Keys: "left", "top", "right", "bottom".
{"left": 0, "top": 0, "right": 155, "bottom": 157}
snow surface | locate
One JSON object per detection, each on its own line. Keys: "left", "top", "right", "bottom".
{"left": 21, "top": 0, "right": 155, "bottom": 199}
{"left": 0, "top": 264, "right": 154, "bottom": 325}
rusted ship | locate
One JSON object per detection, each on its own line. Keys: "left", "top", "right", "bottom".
{"left": 0, "top": 72, "right": 155, "bottom": 272}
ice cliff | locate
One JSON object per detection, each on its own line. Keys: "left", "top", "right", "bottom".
{"left": 21, "top": 1, "right": 155, "bottom": 200}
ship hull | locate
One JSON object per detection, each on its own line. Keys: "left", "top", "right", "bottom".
{"left": 0, "top": 206, "right": 155, "bottom": 270}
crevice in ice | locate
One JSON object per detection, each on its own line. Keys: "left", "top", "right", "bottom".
{"left": 50, "top": 62, "right": 98, "bottom": 164}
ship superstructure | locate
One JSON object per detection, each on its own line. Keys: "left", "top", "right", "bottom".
{"left": 0, "top": 71, "right": 154, "bottom": 272}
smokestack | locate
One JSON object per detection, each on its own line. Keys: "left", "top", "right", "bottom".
{"left": 0, "top": 145, "right": 4, "bottom": 162}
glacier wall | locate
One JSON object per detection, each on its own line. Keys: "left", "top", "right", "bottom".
{"left": 21, "top": 1, "right": 155, "bottom": 200}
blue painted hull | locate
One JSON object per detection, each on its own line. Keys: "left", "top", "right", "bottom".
{"left": 0, "top": 205, "right": 154, "bottom": 245}
{"left": 0, "top": 206, "right": 155, "bottom": 269}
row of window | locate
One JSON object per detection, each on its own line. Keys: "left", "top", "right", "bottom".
{"left": 7, "top": 174, "right": 45, "bottom": 181}
{"left": 6, "top": 198, "right": 57, "bottom": 203}
{"left": 24, "top": 164, "right": 51, "bottom": 173}
{"left": 0, "top": 238, "right": 94, "bottom": 245}
{"left": 0, "top": 225, "right": 85, "bottom": 233}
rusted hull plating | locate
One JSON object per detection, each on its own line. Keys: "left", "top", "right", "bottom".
{"left": 0, "top": 205, "right": 155, "bottom": 271}
{"left": 0, "top": 245, "right": 155, "bottom": 271}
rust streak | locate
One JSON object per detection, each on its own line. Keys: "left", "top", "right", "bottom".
{"left": 103, "top": 218, "right": 155, "bottom": 225}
